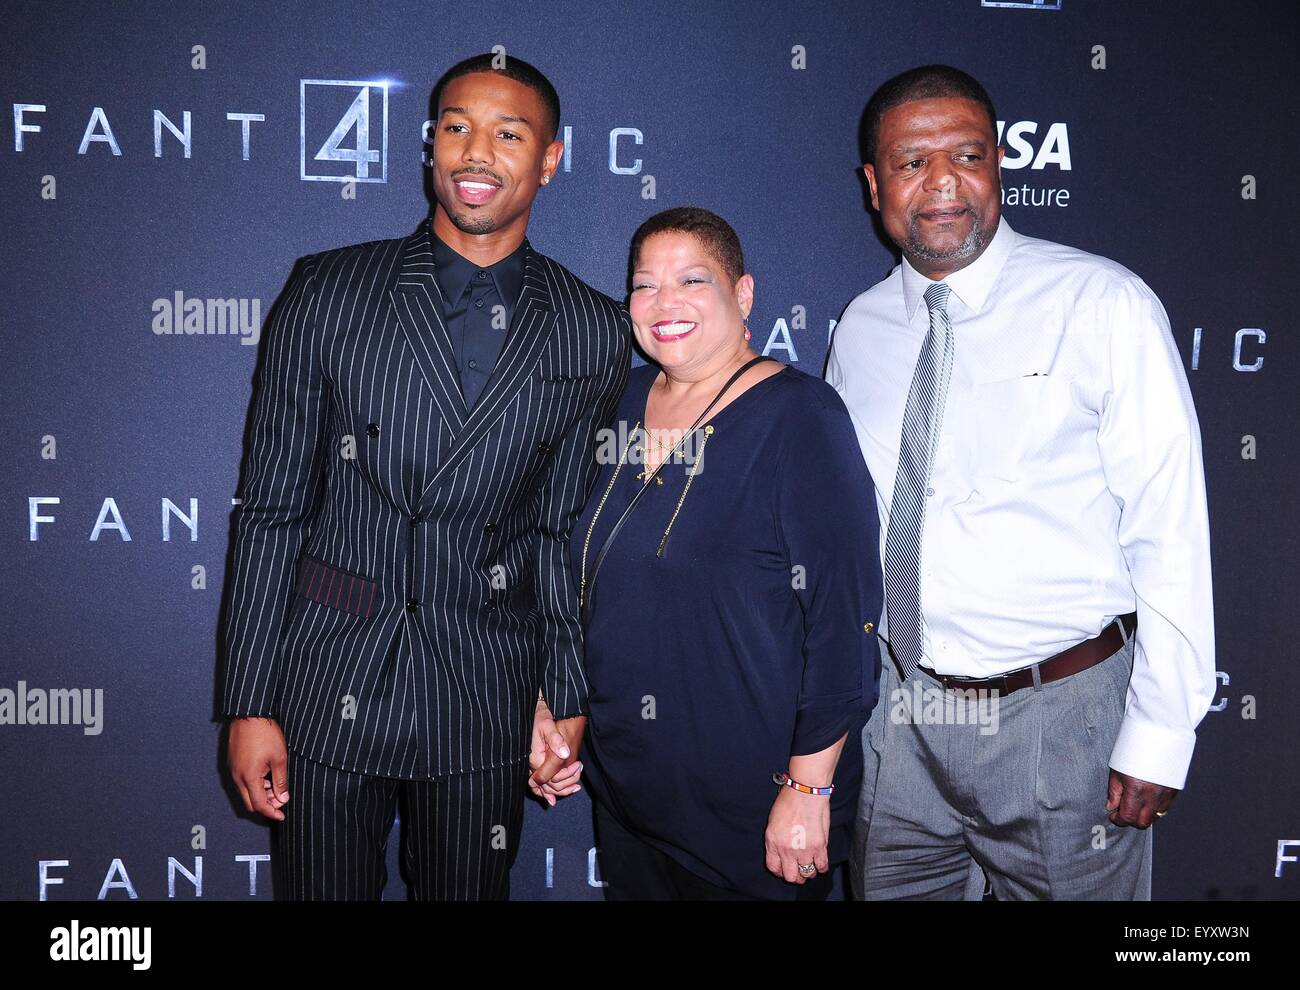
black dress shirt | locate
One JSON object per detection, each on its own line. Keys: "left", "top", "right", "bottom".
{"left": 429, "top": 225, "right": 527, "bottom": 409}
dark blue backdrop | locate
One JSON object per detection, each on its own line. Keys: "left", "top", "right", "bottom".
{"left": 2, "top": 0, "right": 1295, "bottom": 900}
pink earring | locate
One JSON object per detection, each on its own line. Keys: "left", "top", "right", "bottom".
{"left": 743, "top": 319, "right": 752, "bottom": 342}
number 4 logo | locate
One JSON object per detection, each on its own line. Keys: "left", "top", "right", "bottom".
{"left": 300, "top": 79, "right": 389, "bottom": 183}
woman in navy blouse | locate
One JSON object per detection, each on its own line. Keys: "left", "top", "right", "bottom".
{"left": 563, "top": 207, "right": 883, "bottom": 900}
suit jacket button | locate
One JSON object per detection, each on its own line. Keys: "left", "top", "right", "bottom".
{"left": 483, "top": 601, "right": 497, "bottom": 611}
{"left": 536, "top": 441, "right": 549, "bottom": 453}
{"left": 406, "top": 598, "right": 419, "bottom": 612}
{"left": 483, "top": 522, "right": 496, "bottom": 534}
{"left": 410, "top": 513, "right": 423, "bottom": 525}
{"left": 367, "top": 423, "right": 380, "bottom": 438}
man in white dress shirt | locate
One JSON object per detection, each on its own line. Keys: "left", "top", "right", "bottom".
{"left": 825, "top": 65, "right": 1215, "bottom": 899}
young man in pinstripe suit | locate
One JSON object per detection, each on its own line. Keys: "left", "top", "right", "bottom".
{"left": 220, "top": 54, "right": 630, "bottom": 900}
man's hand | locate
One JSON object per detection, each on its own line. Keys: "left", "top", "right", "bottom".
{"left": 528, "top": 695, "right": 585, "bottom": 807}
{"left": 1107, "top": 768, "right": 1178, "bottom": 828}
{"left": 228, "top": 717, "right": 290, "bottom": 821}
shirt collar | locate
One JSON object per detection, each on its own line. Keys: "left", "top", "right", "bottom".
{"left": 900, "top": 214, "right": 1017, "bottom": 321}
{"left": 428, "top": 222, "right": 528, "bottom": 310}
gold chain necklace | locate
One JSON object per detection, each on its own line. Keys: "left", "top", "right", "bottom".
{"left": 656, "top": 424, "right": 713, "bottom": 557}
{"left": 647, "top": 427, "right": 679, "bottom": 455}
{"left": 634, "top": 437, "right": 666, "bottom": 485}
{"left": 579, "top": 422, "right": 640, "bottom": 610}
{"left": 578, "top": 419, "right": 716, "bottom": 609}
{"left": 637, "top": 426, "right": 685, "bottom": 483}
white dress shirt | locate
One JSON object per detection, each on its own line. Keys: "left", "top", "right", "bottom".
{"left": 826, "top": 216, "right": 1215, "bottom": 789}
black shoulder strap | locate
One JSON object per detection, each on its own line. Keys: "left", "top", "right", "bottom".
{"left": 581, "top": 355, "right": 775, "bottom": 622}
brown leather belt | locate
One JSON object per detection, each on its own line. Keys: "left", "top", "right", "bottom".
{"left": 915, "top": 612, "right": 1137, "bottom": 696}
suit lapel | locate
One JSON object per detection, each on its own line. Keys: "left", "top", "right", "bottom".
{"left": 390, "top": 221, "right": 468, "bottom": 433}
{"left": 418, "top": 244, "right": 558, "bottom": 504}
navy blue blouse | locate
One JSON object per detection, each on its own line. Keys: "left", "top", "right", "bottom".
{"left": 571, "top": 361, "right": 884, "bottom": 899}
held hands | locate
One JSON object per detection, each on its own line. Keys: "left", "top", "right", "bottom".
{"left": 229, "top": 701, "right": 587, "bottom": 817}
{"left": 228, "top": 717, "right": 290, "bottom": 821}
{"left": 765, "top": 785, "right": 830, "bottom": 884}
{"left": 1107, "top": 768, "right": 1178, "bottom": 828}
{"left": 527, "top": 693, "right": 585, "bottom": 806}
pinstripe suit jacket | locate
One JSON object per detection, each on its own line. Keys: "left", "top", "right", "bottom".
{"left": 219, "top": 218, "right": 631, "bottom": 779}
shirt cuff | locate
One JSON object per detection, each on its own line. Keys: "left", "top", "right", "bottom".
{"left": 1108, "top": 712, "right": 1198, "bottom": 790}
{"left": 546, "top": 706, "right": 587, "bottom": 722}
{"left": 791, "top": 691, "right": 867, "bottom": 756}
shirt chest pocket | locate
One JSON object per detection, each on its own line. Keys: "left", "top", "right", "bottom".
{"left": 533, "top": 334, "right": 604, "bottom": 385}
{"left": 534, "top": 360, "right": 601, "bottom": 385}
{"left": 532, "top": 363, "right": 602, "bottom": 410}
{"left": 959, "top": 375, "right": 1079, "bottom": 484}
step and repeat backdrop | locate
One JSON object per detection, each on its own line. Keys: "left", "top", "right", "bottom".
{"left": 1, "top": 1, "right": 1295, "bottom": 900}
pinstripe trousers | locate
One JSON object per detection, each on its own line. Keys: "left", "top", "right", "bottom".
{"left": 274, "top": 748, "right": 527, "bottom": 900}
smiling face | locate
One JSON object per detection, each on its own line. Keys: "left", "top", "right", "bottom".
{"left": 864, "top": 96, "right": 1004, "bottom": 278}
{"left": 629, "top": 231, "right": 754, "bottom": 381}
{"left": 430, "top": 71, "right": 562, "bottom": 251}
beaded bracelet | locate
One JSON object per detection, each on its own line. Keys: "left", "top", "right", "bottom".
{"left": 772, "top": 771, "right": 834, "bottom": 796}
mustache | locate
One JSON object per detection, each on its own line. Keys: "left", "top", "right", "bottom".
{"left": 910, "top": 199, "right": 973, "bottom": 218}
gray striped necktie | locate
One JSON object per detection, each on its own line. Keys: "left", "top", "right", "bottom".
{"left": 884, "top": 281, "right": 955, "bottom": 680}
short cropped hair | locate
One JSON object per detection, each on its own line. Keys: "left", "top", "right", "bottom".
{"left": 861, "top": 64, "right": 997, "bottom": 165}
{"left": 630, "top": 207, "right": 745, "bottom": 285}
{"left": 434, "top": 53, "right": 561, "bottom": 142}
